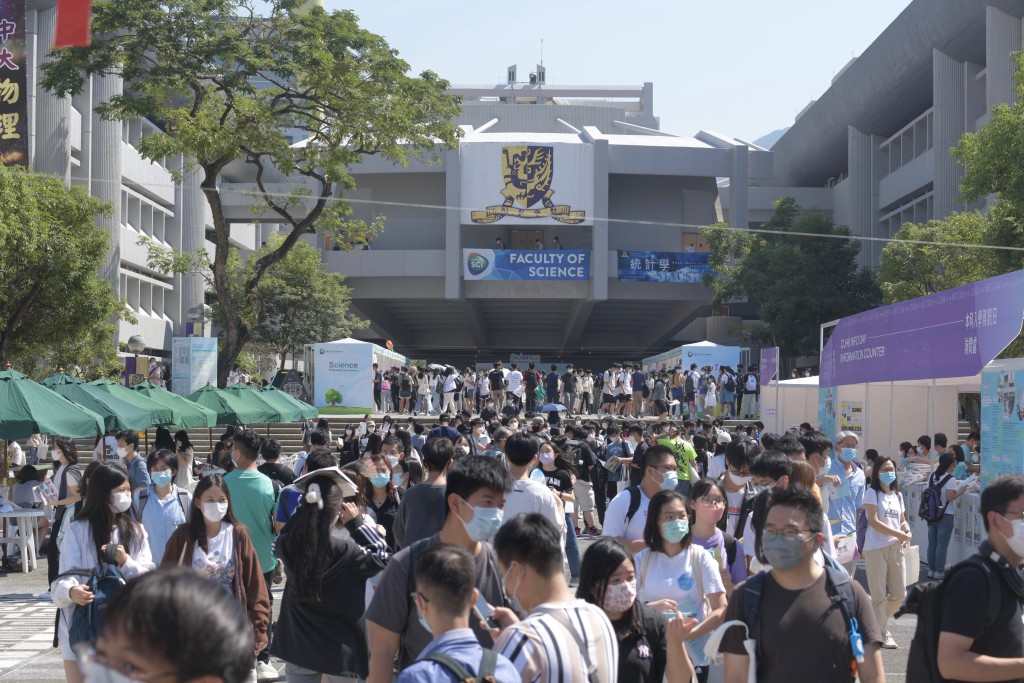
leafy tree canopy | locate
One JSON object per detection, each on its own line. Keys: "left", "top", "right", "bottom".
{"left": 702, "top": 198, "right": 881, "bottom": 359}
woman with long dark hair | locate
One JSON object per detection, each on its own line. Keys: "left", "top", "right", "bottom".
{"left": 538, "top": 441, "right": 581, "bottom": 582}
{"left": 162, "top": 474, "right": 270, "bottom": 658}
{"left": 636, "top": 489, "right": 727, "bottom": 682}
{"left": 362, "top": 454, "right": 400, "bottom": 550}
{"left": 51, "top": 463, "right": 155, "bottom": 683}
{"left": 863, "top": 456, "right": 911, "bottom": 650}
{"left": 577, "top": 538, "right": 696, "bottom": 683}
{"left": 46, "top": 437, "right": 82, "bottom": 585}
{"left": 271, "top": 467, "right": 390, "bottom": 682}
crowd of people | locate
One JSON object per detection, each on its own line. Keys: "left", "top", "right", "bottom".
{"left": 8, "top": 378, "right": 1020, "bottom": 683}
{"left": 370, "top": 361, "right": 766, "bottom": 421}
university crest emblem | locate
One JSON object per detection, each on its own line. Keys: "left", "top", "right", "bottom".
{"left": 470, "top": 145, "right": 586, "bottom": 224}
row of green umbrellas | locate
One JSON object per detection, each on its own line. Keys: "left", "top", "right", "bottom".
{"left": 0, "top": 369, "right": 317, "bottom": 442}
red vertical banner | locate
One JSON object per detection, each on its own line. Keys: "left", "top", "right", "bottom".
{"left": 0, "top": 0, "right": 28, "bottom": 166}
{"left": 54, "top": 0, "right": 91, "bottom": 49}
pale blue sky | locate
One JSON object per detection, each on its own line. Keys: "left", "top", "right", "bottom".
{"left": 330, "top": 0, "right": 914, "bottom": 142}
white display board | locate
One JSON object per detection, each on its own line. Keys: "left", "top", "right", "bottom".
{"left": 461, "top": 141, "right": 594, "bottom": 226}
{"left": 171, "top": 337, "right": 217, "bottom": 397}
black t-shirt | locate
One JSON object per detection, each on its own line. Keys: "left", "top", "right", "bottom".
{"left": 628, "top": 440, "right": 648, "bottom": 487}
{"left": 369, "top": 495, "right": 400, "bottom": 550}
{"left": 570, "top": 442, "right": 597, "bottom": 483}
{"left": 400, "top": 373, "right": 412, "bottom": 392}
{"left": 941, "top": 555, "right": 1024, "bottom": 680}
{"left": 480, "top": 408, "right": 497, "bottom": 422}
{"left": 541, "top": 466, "right": 573, "bottom": 494}
{"left": 612, "top": 605, "right": 669, "bottom": 683}
{"left": 561, "top": 373, "right": 577, "bottom": 392}
{"left": 258, "top": 462, "right": 296, "bottom": 487}
{"left": 488, "top": 370, "right": 505, "bottom": 391}
{"left": 501, "top": 405, "right": 520, "bottom": 418}
{"left": 545, "top": 372, "right": 560, "bottom": 397}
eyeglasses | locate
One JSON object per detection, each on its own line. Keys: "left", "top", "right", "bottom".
{"left": 696, "top": 498, "right": 726, "bottom": 508}
{"left": 762, "top": 528, "right": 812, "bottom": 542}
{"left": 1001, "top": 510, "right": 1024, "bottom": 521}
{"left": 651, "top": 464, "right": 676, "bottom": 474}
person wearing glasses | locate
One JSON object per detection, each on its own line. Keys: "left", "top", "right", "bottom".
{"left": 689, "top": 478, "right": 747, "bottom": 596}
{"left": 635, "top": 490, "right": 726, "bottom": 683}
{"left": 602, "top": 446, "right": 680, "bottom": 554}
{"left": 719, "top": 486, "right": 884, "bottom": 683}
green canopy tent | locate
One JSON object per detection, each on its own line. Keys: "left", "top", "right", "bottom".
{"left": 128, "top": 381, "right": 217, "bottom": 430}
{"left": 260, "top": 385, "right": 318, "bottom": 420}
{"left": 224, "top": 384, "right": 294, "bottom": 424}
{"left": 0, "top": 370, "right": 104, "bottom": 479}
{"left": 87, "top": 378, "right": 176, "bottom": 426}
{"left": 41, "top": 373, "right": 152, "bottom": 433}
{"left": 186, "top": 385, "right": 277, "bottom": 426}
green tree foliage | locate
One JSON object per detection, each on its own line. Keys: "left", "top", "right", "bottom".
{"left": 324, "top": 388, "right": 342, "bottom": 406}
{"left": 0, "top": 167, "right": 133, "bottom": 378}
{"left": 702, "top": 198, "right": 882, "bottom": 359}
{"left": 247, "top": 236, "right": 366, "bottom": 369}
{"left": 41, "top": 0, "right": 462, "bottom": 384}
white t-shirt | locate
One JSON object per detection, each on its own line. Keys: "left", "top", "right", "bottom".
{"left": 503, "top": 479, "right": 566, "bottom": 539}
{"left": 707, "top": 454, "right": 726, "bottom": 480}
{"left": 8, "top": 442, "right": 24, "bottom": 466}
{"left": 94, "top": 435, "right": 120, "bottom": 466}
{"left": 635, "top": 545, "right": 725, "bottom": 666}
{"left": 724, "top": 488, "right": 745, "bottom": 536}
{"left": 862, "top": 488, "right": 904, "bottom": 552}
{"left": 192, "top": 522, "right": 236, "bottom": 593}
{"left": 507, "top": 370, "right": 523, "bottom": 394}
{"left": 602, "top": 486, "right": 650, "bottom": 541}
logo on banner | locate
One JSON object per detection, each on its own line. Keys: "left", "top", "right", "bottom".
{"left": 470, "top": 145, "right": 585, "bottom": 224}
{"left": 467, "top": 252, "right": 489, "bottom": 276}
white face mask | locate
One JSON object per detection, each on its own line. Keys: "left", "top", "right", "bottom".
{"left": 202, "top": 501, "right": 229, "bottom": 524}
{"left": 1000, "top": 516, "right": 1024, "bottom": 558}
{"left": 729, "top": 471, "right": 752, "bottom": 487}
{"left": 51, "top": 449, "right": 62, "bottom": 461}
{"left": 110, "top": 491, "right": 132, "bottom": 514}
{"left": 115, "top": 447, "right": 127, "bottom": 458}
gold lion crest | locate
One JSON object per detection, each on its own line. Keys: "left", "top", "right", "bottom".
{"left": 471, "top": 145, "right": 585, "bottom": 224}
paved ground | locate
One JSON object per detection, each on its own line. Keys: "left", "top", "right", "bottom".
{"left": 0, "top": 549, "right": 919, "bottom": 681}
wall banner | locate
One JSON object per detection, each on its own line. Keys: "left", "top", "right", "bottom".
{"left": 461, "top": 142, "right": 593, "bottom": 225}
{"left": 0, "top": 0, "right": 28, "bottom": 166}
{"left": 463, "top": 249, "right": 590, "bottom": 281}
{"left": 617, "top": 251, "right": 712, "bottom": 283}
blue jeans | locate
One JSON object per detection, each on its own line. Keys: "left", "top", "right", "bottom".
{"left": 565, "top": 513, "right": 580, "bottom": 579}
{"left": 927, "top": 513, "right": 955, "bottom": 574}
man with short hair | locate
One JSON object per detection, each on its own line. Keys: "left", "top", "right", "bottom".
{"left": 603, "top": 445, "right": 678, "bottom": 553}
{"left": 399, "top": 544, "right": 519, "bottom": 683}
{"left": 223, "top": 428, "right": 278, "bottom": 679}
{"left": 719, "top": 439, "right": 759, "bottom": 540}
{"left": 524, "top": 362, "right": 541, "bottom": 413}
{"left": 560, "top": 365, "right": 577, "bottom": 417}
{"left": 428, "top": 415, "right": 461, "bottom": 443}
{"left": 501, "top": 433, "right": 566, "bottom": 541}
{"left": 491, "top": 514, "right": 618, "bottom": 683}
{"left": 373, "top": 362, "right": 383, "bottom": 412}
{"left": 506, "top": 363, "right": 524, "bottom": 411}
{"left": 366, "top": 457, "right": 515, "bottom": 682}
{"left": 617, "top": 364, "right": 633, "bottom": 417}
{"left": 600, "top": 363, "right": 619, "bottom": 415}
{"left": 733, "top": 363, "right": 746, "bottom": 417}
{"left": 685, "top": 363, "right": 700, "bottom": 417}
{"left": 257, "top": 438, "right": 294, "bottom": 488}
{"left": 720, "top": 486, "right": 884, "bottom": 683}
{"left": 937, "top": 474, "right": 1024, "bottom": 682}
{"left": 631, "top": 365, "right": 645, "bottom": 418}
{"left": 829, "top": 430, "right": 866, "bottom": 575}
{"left": 116, "top": 430, "right": 150, "bottom": 492}
{"left": 394, "top": 438, "right": 454, "bottom": 549}
{"left": 488, "top": 362, "right": 506, "bottom": 409}
{"left": 741, "top": 366, "right": 760, "bottom": 419}
{"left": 798, "top": 430, "right": 837, "bottom": 515}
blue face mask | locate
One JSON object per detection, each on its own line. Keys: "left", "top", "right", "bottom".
{"left": 151, "top": 470, "right": 173, "bottom": 487}
{"left": 370, "top": 473, "right": 391, "bottom": 489}
{"left": 660, "top": 471, "right": 679, "bottom": 491}
{"left": 838, "top": 448, "right": 857, "bottom": 463}
{"left": 458, "top": 498, "right": 504, "bottom": 542}
{"left": 415, "top": 596, "right": 433, "bottom": 635}
{"left": 661, "top": 518, "right": 689, "bottom": 543}
{"left": 879, "top": 471, "right": 897, "bottom": 486}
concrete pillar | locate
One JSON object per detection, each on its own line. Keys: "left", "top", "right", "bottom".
{"left": 986, "top": 6, "right": 1022, "bottom": 108}
{"left": 175, "top": 157, "right": 205, "bottom": 326}
{"left": 33, "top": 7, "right": 70, "bottom": 182}
{"left": 729, "top": 145, "right": 749, "bottom": 231}
{"left": 591, "top": 138, "right": 609, "bottom": 301}
{"left": 91, "top": 72, "right": 124, "bottom": 295}
{"left": 847, "top": 127, "right": 883, "bottom": 269}
{"left": 932, "top": 49, "right": 966, "bottom": 219}
{"left": 444, "top": 147, "right": 461, "bottom": 300}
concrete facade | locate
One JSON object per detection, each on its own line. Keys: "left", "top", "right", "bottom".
{"left": 307, "top": 82, "right": 770, "bottom": 365}
{"left": 728, "top": 0, "right": 1024, "bottom": 271}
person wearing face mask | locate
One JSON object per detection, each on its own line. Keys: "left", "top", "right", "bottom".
{"left": 717, "top": 439, "right": 760, "bottom": 540}
{"left": 162, "top": 474, "right": 271, "bottom": 676}
{"left": 719, "top": 486, "right": 885, "bottom": 683}
{"left": 271, "top": 467, "right": 391, "bottom": 682}
{"left": 400, "top": 544, "right": 519, "bottom": 683}
{"left": 46, "top": 437, "right": 83, "bottom": 586}
{"left": 501, "top": 433, "right": 568, "bottom": 548}
{"left": 635, "top": 491, "right": 726, "bottom": 682}
{"left": 452, "top": 434, "right": 476, "bottom": 459}
{"left": 826, "top": 431, "right": 866, "bottom": 575}
{"left": 934, "top": 474, "right": 1024, "bottom": 682}
{"left": 861, "top": 456, "right": 910, "bottom": 651}
{"left": 395, "top": 458, "right": 422, "bottom": 495}
{"left": 579, "top": 538, "right": 698, "bottom": 683}
{"left": 538, "top": 443, "right": 581, "bottom": 584}
{"left": 115, "top": 430, "right": 150, "bottom": 493}
{"left": 365, "top": 457, "right": 514, "bottom": 683}
{"left": 799, "top": 431, "right": 839, "bottom": 516}
{"left": 133, "top": 449, "right": 191, "bottom": 565}
{"left": 603, "top": 446, "right": 680, "bottom": 554}
{"left": 363, "top": 454, "right": 401, "bottom": 550}
{"left": 624, "top": 425, "right": 649, "bottom": 487}
{"left": 52, "top": 463, "right": 155, "bottom": 683}
{"left": 380, "top": 434, "right": 408, "bottom": 470}
{"left": 489, "top": 514, "right": 619, "bottom": 683}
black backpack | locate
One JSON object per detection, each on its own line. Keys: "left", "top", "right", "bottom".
{"left": 425, "top": 651, "right": 498, "bottom": 683}
{"left": 919, "top": 473, "right": 954, "bottom": 523}
{"left": 897, "top": 554, "right": 1002, "bottom": 683}
{"left": 724, "top": 374, "right": 736, "bottom": 393}
{"left": 684, "top": 373, "right": 695, "bottom": 393}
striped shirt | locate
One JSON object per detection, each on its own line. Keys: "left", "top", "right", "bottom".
{"left": 495, "top": 600, "right": 617, "bottom": 683}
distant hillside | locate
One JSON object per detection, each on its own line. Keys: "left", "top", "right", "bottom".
{"left": 753, "top": 127, "right": 789, "bottom": 150}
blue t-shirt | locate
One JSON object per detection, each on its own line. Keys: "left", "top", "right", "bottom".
{"left": 828, "top": 458, "right": 865, "bottom": 536}
{"left": 134, "top": 485, "right": 190, "bottom": 565}
{"left": 396, "top": 628, "right": 518, "bottom": 683}
{"left": 275, "top": 486, "right": 302, "bottom": 524}
{"left": 125, "top": 454, "right": 151, "bottom": 491}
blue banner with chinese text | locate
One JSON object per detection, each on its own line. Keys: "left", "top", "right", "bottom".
{"left": 617, "top": 251, "right": 712, "bottom": 283}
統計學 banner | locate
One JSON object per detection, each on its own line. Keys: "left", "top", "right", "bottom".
{"left": 617, "top": 251, "right": 712, "bottom": 283}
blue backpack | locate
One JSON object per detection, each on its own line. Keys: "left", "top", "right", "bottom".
{"left": 59, "top": 545, "right": 127, "bottom": 646}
